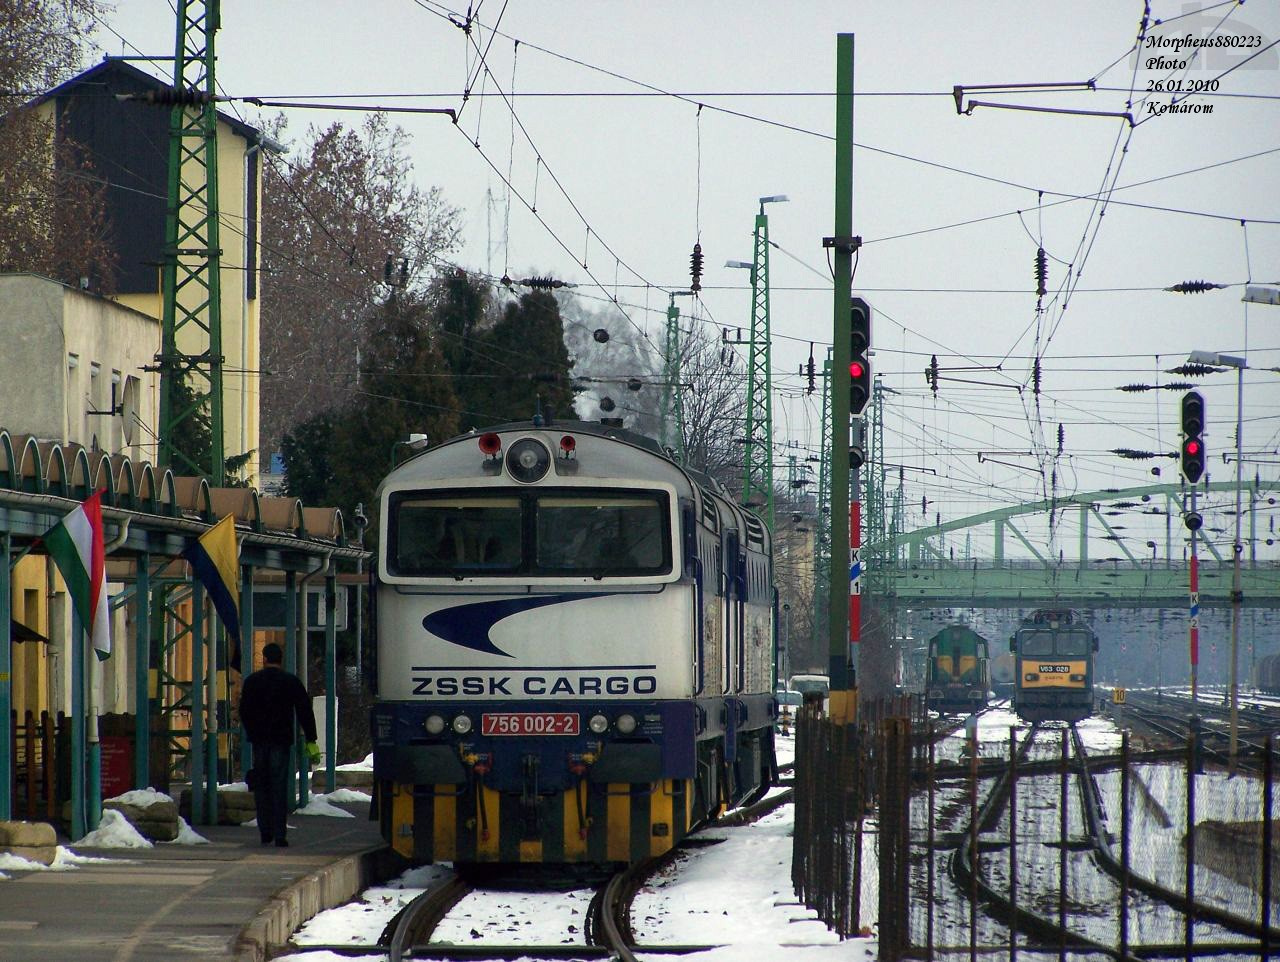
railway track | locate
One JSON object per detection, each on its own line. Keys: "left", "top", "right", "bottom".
{"left": 1117, "top": 689, "right": 1278, "bottom": 774}
{"left": 292, "top": 782, "right": 795, "bottom": 960}
{"left": 946, "top": 722, "right": 1274, "bottom": 958}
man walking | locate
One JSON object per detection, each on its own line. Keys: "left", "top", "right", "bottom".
{"left": 239, "top": 642, "right": 321, "bottom": 847}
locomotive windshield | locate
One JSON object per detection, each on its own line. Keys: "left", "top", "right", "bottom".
{"left": 536, "top": 495, "right": 666, "bottom": 573}
{"left": 389, "top": 488, "right": 670, "bottom": 577}
{"left": 1018, "top": 629, "right": 1091, "bottom": 657}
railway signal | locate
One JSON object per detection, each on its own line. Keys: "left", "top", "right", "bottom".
{"left": 849, "top": 297, "right": 872, "bottom": 417}
{"left": 1180, "top": 391, "right": 1206, "bottom": 483}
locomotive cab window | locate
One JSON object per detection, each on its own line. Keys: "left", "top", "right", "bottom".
{"left": 1019, "top": 632, "right": 1055, "bottom": 657}
{"left": 388, "top": 488, "right": 670, "bottom": 577}
{"left": 1055, "top": 631, "right": 1093, "bottom": 657}
{"left": 535, "top": 492, "right": 669, "bottom": 575}
{"left": 391, "top": 494, "right": 522, "bottom": 575}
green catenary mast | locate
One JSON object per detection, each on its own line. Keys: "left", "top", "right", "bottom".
{"left": 741, "top": 196, "right": 786, "bottom": 531}
{"left": 158, "top": 0, "right": 225, "bottom": 484}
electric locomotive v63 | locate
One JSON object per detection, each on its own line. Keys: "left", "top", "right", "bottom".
{"left": 925, "top": 624, "right": 990, "bottom": 714}
{"left": 1010, "top": 607, "right": 1097, "bottom": 722}
{"left": 370, "top": 421, "right": 777, "bottom": 865}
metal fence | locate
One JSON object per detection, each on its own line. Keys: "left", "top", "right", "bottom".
{"left": 792, "top": 711, "right": 1279, "bottom": 961}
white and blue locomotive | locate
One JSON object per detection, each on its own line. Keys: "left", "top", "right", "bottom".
{"left": 370, "top": 421, "right": 777, "bottom": 864}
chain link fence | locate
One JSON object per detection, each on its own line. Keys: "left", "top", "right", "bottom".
{"left": 792, "top": 708, "right": 1279, "bottom": 961}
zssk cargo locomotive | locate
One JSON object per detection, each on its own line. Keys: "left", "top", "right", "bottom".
{"left": 925, "top": 624, "right": 990, "bottom": 714}
{"left": 1010, "top": 607, "right": 1098, "bottom": 722}
{"left": 370, "top": 421, "right": 777, "bottom": 865}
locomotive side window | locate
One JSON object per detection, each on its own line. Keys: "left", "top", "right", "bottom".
{"left": 391, "top": 494, "right": 522, "bottom": 575}
{"left": 535, "top": 492, "right": 668, "bottom": 574}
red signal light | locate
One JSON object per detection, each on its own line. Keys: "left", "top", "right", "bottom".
{"left": 849, "top": 361, "right": 865, "bottom": 378}
{"left": 478, "top": 433, "right": 502, "bottom": 456}
{"left": 1185, "top": 439, "right": 1200, "bottom": 456}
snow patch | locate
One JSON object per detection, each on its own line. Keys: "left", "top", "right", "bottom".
{"left": 74, "top": 809, "right": 153, "bottom": 848}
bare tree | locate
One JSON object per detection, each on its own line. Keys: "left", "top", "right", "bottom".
{"left": 0, "top": 0, "right": 117, "bottom": 290}
{"left": 259, "top": 113, "right": 462, "bottom": 454}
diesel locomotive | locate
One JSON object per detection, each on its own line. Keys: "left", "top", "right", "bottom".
{"left": 370, "top": 420, "right": 777, "bottom": 865}
{"left": 925, "top": 624, "right": 990, "bottom": 714}
{"left": 1010, "top": 607, "right": 1098, "bottom": 722}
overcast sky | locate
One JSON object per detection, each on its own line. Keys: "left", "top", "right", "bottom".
{"left": 101, "top": 1, "right": 1280, "bottom": 559}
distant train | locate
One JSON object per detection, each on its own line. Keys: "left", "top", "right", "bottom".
{"left": 925, "top": 624, "right": 990, "bottom": 714}
{"left": 1010, "top": 608, "right": 1097, "bottom": 723}
{"left": 369, "top": 420, "right": 777, "bottom": 865}
{"left": 1255, "top": 653, "right": 1280, "bottom": 695}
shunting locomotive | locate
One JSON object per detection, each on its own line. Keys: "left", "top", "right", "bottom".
{"left": 370, "top": 420, "right": 777, "bottom": 865}
{"left": 1010, "top": 607, "right": 1097, "bottom": 722}
{"left": 925, "top": 624, "right": 990, "bottom": 714}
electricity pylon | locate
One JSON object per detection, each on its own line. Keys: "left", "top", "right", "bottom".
{"left": 158, "top": 0, "right": 225, "bottom": 483}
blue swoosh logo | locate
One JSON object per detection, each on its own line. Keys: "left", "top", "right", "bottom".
{"left": 423, "top": 594, "right": 607, "bottom": 657}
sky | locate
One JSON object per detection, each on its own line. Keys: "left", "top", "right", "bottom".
{"left": 98, "top": 1, "right": 1280, "bottom": 560}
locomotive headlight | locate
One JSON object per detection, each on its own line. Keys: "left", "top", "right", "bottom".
{"left": 424, "top": 714, "right": 446, "bottom": 735}
{"left": 452, "top": 715, "right": 473, "bottom": 735}
{"left": 588, "top": 713, "right": 609, "bottom": 734}
{"left": 506, "top": 438, "right": 551, "bottom": 483}
{"left": 615, "top": 713, "right": 638, "bottom": 735}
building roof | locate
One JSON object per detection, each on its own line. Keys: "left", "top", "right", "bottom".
{"left": 31, "top": 57, "right": 271, "bottom": 147}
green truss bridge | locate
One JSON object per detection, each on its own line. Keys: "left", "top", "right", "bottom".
{"left": 864, "top": 480, "right": 1280, "bottom": 609}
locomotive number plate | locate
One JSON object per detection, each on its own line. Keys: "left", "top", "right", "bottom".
{"left": 1038, "top": 664, "right": 1071, "bottom": 673}
{"left": 481, "top": 712, "right": 580, "bottom": 736}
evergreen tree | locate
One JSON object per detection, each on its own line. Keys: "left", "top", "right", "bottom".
{"left": 470, "top": 290, "right": 575, "bottom": 427}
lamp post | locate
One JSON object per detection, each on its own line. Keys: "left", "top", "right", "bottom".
{"left": 1188, "top": 349, "right": 1246, "bottom": 768}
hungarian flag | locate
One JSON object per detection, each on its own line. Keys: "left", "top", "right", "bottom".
{"left": 44, "top": 490, "right": 111, "bottom": 660}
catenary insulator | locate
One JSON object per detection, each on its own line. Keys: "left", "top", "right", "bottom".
{"left": 1035, "top": 248, "right": 1048, "bottom": 297}
{"left": 689, "top": 243, "right": 704, "bottom": 292}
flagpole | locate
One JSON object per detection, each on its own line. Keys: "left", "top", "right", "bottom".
{"left": 205, "top": 618, "right": 219, "bottom": 821}
{"left": 70, "top": 606, "right": 86, "bottom": 840}
{"left": 87, "top": 638, "right": 101, "bottom": 832}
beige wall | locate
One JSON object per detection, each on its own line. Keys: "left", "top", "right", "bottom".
{"left": 0, "top": 274, "right": 161, "bottom": 458}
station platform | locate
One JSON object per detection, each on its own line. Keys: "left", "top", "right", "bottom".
{"left": 0, "top": 800, "right": 402, "bottom": 962}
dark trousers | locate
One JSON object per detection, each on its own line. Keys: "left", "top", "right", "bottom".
{"left": 251, "top": 742, "right": 293, "bottom": 842}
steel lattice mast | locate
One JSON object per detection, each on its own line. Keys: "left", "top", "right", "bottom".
{"left": 660, "top": 293, "right": 688, "bottom": 463}
{"left": 158, "top": 0, "right": 225, "bottom": 484}
{"left": 741, "top": 197, "right": 785, "bottom": 530}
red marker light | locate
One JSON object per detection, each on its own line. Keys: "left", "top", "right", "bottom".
{"left": 1186, "top": 440, "right": 1200, "bottom": 456}
{"left": 478, "top": 433, "right": 501, "bottom": 456}
{"left": 560, "top": 435, "right": 576, "bottom": 453}
{"left": 849, "top": 361, "right": 865, "bottom": 378}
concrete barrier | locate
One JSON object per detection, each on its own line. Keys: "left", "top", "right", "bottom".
{"left": 234, "top": 845, "right": 407, "bottom": 961}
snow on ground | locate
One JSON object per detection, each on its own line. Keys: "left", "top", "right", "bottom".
{"left": 295, "top": 793, "right": 356, "bottom": 818}
{"left": 290, "top": 864, "right": 453, "bottom": 949}
{"left": 285, "top": 797, "right": 874, "bottom": 962}
{"left": 631, "top": 804, "right": 864, "bottom": 958}
{"left": 324, "top": 788, "right": 373, "bottom": 804}
{"left": 433, "top": 886, "right": 594, "bottom": 945}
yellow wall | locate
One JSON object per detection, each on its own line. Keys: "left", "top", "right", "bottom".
{"left": 114, "top": 115, "right": 263, "bottom": 484}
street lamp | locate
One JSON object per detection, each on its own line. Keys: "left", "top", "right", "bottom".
{"left": 1187, "top": 349, "right": 1246, "bottom": 768}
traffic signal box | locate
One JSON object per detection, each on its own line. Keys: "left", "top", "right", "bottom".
{"left": 1181, "top": 391, "right": 1206, "bottom": 483}
{"left": 849, "top": 298, "right": 871, "bottom": 416}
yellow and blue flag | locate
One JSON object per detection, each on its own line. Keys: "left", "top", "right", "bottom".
{"left": 182, "top": 514, "right": 242, "bottom": 671}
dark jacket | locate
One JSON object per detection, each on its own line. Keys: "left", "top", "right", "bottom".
{"left": 240, "top": 665, "right": 318, "bottom": 746}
